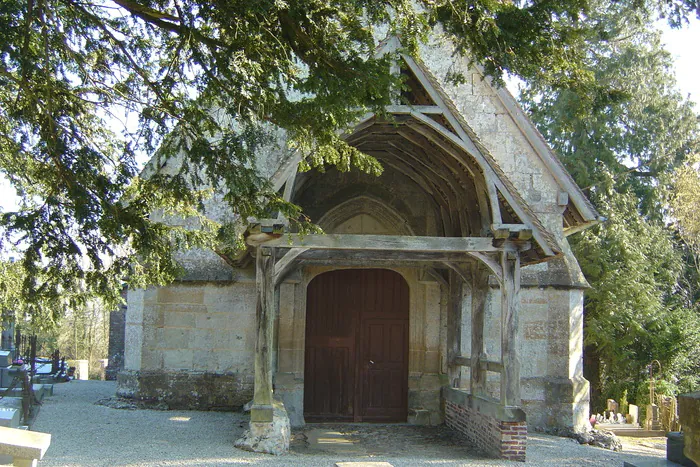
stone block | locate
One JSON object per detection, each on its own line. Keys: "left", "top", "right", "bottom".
{"left": 0, "top": 426, "right": 51, "bottom": 465}
{"left": 124, "top": 323, "right": 143, "bottom": 371}
{"left": 164, "top": 312, "right": 196, "bottom": 329}
{"left": 524, "top": 321, "right": 548, "bottom": 340}
{"left": 418, "top": 374, "right": 443, "bottom": 391}
{"left": 277, "top": 349, "right": 303, "bottom": 374}
{"left": 142, "top": 308, "right": 165, "bottom": 327}
{"left": 0, "top": 351, "right": 11, "bottom": 367}
{"left": 157, "top": 286, "right": 204, "bottom": 304}
{"left": 472, "top": 74, "right": 494, "bottom": 96}
{"left": 0, "top": 398, "right": 22, "bottom": 411}
{"left": 125, "top": 289, "right": 145, "bottom": 325}
{"left": 275, "top": 378, "right": 305, "bottom": 427}
{"left": 217, "top": 350, "right": 254, "bottom": 373}
{"left": 162, "top": 350, "right": 193, "bottom": 370}
{"left": 195, "top": 313, "right": 236, "bottom": 330}
{"left": 520, "top": 341, "right": 547, "bottom": 377}
{"left": 0, "top": 408, "right": 19, "bottom": 428}
{"left": 161, "top": 328, "right": 192, "bottom": 349}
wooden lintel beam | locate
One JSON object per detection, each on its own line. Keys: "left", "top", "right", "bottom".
{"left": 384, "top": 104, "right": 444, "bottom": 115}
{"left": 283, "top": 248, "right": 485, "bottom": 264}
{"left": 251, "top": 234, "right": 498, "bottom": 252}
{"left": 297, "top": 258, "right": 455, "bottom": 269}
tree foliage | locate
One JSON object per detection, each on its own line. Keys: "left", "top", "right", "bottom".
{"left": 520, "top": 2, "right": 700, "bottom": 409}
{"left": 0, "top": 0, "right": 699, "bottom": 319}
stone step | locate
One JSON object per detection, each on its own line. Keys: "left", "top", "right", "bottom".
{"left": 623, "top": 460, "right": 685, "bottom": 467}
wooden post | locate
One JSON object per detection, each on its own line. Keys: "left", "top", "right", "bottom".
{"left": 447, "top": 270, "right": 463, "bottom": 387}
{"left": 251, "top": 247, "right": 276, "bottom": 423}
{"left": 500, "top": 251, "right": 521, "bottom": 407}
{"left": 470, "top": 265, "right": 489, "bottom": 397}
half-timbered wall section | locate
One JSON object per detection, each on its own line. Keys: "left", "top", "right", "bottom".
{"left": 118, "top": 30, "right": 601, "bottom": 462}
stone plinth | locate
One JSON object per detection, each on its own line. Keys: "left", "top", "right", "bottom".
{"left": 679, "top": 392, "right": 700, "bottom": 465}
{"left": 235, "top": 399, "right": 290, "bottom": 455}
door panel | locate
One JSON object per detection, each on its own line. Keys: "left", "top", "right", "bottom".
{"left": 304, "top": 270, "right": 357, "bottom": 420}
{"left": 304, "top": 269, "right": 408, "bottom": 422}
{"left": 360, "top": 318, "right": 408, "bottom": 421}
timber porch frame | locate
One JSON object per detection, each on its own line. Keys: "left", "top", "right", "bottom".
{"left": 246, "top": 230, "right": 529, "bottom": 424}
{"left": 237, "top": 41, "right": 600, "bottom": 435}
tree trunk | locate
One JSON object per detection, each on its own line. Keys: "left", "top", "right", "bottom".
{"left": 584, "top": 343, "right": 602, "bottom": 413}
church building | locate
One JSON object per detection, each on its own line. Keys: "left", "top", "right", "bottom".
{"left": 115, "top": 33, "right": 601, "bottom": 461}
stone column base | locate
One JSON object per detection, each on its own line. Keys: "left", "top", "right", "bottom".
{"left": 235, "top": 399, "right": 290, "bottom": 455}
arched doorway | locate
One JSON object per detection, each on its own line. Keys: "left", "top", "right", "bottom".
{"left": 304, "top": 269, "right": 409, "bottom": 422}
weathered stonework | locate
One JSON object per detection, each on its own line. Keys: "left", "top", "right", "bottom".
{"left": 116, "top": 369, "right": 253, "bottom": 410}
{"left": 235, "top": 399, "right": 290, "bottom": 455}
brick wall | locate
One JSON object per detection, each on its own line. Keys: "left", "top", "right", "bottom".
{"left": 445, "top": 397, "right": 527, "bottom": 462}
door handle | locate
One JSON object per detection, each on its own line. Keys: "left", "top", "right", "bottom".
{"left": 369, "top": 360, "right": 375, "bottom": 365}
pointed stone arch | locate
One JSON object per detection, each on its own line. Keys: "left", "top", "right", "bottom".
{"left": 317, "top": 196, "right": 415, "bottom": 236}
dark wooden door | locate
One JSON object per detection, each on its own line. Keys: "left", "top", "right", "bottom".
{"left": 304, "top": 269, "right": 409, "bottom": 422}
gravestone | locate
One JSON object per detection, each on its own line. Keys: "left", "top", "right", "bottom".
{"left": 628, "top": 404, "right": 639, "bottom": 425}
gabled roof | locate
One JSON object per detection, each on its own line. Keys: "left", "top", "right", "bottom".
{"left": 270, "top": 37, "right": 602, "bottom": 263}
{"left": 470, "top": 64, "right": 603, "bottom": 235}
{"left": 375, "top": 35, "right": 601, "bottom": 236}
{"left": 394, "top": 54, "right": 562, "bottom": 261}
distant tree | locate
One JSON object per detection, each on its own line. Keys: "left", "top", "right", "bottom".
{"left": 520, "top": 2, "right": 700, "bottom": 409}
{"left": 672, "top": 159, "right": 700, "bottom": 265}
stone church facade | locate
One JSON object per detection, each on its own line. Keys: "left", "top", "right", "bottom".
{"left": 116, "top": 33, "right": 601, "bottom": 460}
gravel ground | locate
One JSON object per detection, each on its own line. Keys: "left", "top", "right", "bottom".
{"left": 13, "top": 380, "right": 668, "bottom": 466}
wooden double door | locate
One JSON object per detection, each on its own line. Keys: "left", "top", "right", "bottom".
{"left": 304, "top": 269, "right": 409, "bottom": 422}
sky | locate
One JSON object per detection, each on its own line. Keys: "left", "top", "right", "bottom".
{"left": 658, "top": 17, "right": 700, "bottom": 107}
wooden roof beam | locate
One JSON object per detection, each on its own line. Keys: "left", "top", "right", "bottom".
{"left": 248, "top": 233, "right": 500, "bottom": 252}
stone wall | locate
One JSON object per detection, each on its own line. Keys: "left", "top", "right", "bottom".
{"left": 456, "top": 280, "right": 590, "bottom": 433}
{"left": 444, "top": 388, "right": 527, "bottom": 462}
{"left": 119, "top": 279, "right": 257, "bottom": 409}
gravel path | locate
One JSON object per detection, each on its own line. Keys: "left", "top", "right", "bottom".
{"left": 16, "top": 380, "right": 667, "bottom": 466}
